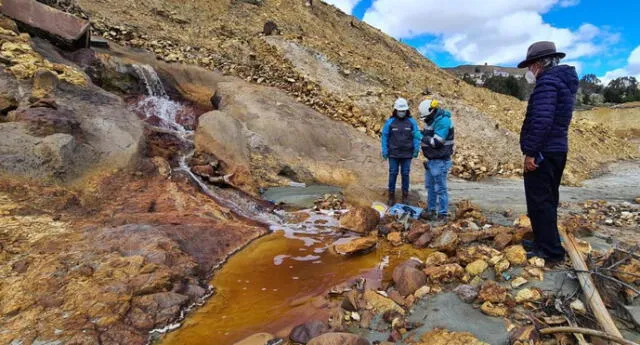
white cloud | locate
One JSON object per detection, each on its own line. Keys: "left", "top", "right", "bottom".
{"left": 563, "top": 60, "right": 583, "bottom": 75}
{"left": 559, "top": 0, "right": 580, "bottom": 7}
{"left": 600, "top": 46, "right": 640, "bottom": 85}
{"left": 322, "top": 0, "right": 361, "bottom": 13}
{"left": 362, "top": 0, "right": 613, "bottom": 66}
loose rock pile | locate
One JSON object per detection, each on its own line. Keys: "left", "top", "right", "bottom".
{"left": 314, "top": 193, "right": 345, "bottom": 210}
{"left": 582, "top": 200, "right": 640, "bottom": 228}
{"left": 290, "top": 200, "right": 623, "bottom": 345}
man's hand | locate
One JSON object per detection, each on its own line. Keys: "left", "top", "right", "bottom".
{"left": 413, "top": 151, "right": 419, "bottom": 158}
{"left": 382, "top": 153, "right": 388, "bottom": 160}
{"left": 524, "top": 155, "right": 538, "bottom": 172}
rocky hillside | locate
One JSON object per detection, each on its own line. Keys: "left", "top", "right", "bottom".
{"left": 46, "top": 0, "right": 636, "bottom": 183}
{"left": 445, "top": 65, "right": 526, "bottom": 79}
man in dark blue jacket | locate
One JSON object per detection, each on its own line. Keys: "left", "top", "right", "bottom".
{"left": 381, "top": 98, "right": 421, "bottom": 205}
{"left": 517, "top": 41, "right": 579, "bottom": 263}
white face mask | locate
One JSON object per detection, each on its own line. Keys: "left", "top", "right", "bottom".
{"left": 396, "top": 110, "right": 407, "bottom": 118}
{"left": 525, "top": 70, "right": 537, "bottom": 84}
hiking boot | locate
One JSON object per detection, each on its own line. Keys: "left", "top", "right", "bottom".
{"left": 436, "top": 214, "right": 449, "bottom": 223}
{"left": 420, "top": 210, "right": 436, "bottom": 221}
{"left": 523, "top": 239, "right": 537, "bottom": 251}
{"left": 387, "top": 191, "right": 396, "bottom": 206}
{"left": 526, "top": 249, "right": 565, "bottom": 266}
{"left": 401, "top": 191, "right": 409, "bottom": 205}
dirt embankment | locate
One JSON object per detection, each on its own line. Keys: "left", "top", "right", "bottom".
{"left": 575, "top": 104, "right": 640, "bottom": 139}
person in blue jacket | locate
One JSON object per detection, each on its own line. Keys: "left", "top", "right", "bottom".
{"left": 381, "top": 98, "right": 421, "bottom": 206}
{"left": 418, "top": 99, "right": 454, "bottom": 221}
{"left": 517, "top": 41, "right": 579, "bottom": 264}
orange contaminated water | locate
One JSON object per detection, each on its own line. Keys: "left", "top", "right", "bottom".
{"left": 161, "top": 211, "right": 433, "bottom": 345}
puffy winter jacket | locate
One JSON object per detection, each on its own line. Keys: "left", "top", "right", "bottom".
{"left": 421, "top": 109, "right": 454, "bottom": 159}
{"left": 520, "top": 65, "right": 579, "bottom": 157}
{"left": 381, "top": 116, "right": 421, "bottom": 159}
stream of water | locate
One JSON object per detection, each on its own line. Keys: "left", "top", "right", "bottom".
{"left": 128, "top": 65, "right": 422, "bottom": 344}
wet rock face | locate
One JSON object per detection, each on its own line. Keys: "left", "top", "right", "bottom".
{"left": 290, "top": 320, "right": 329, "bottom": 344}
{"left": 144, "top": 127, "right": 194, "bottom": 165}
{"left": 10, "top": 106, "right": 81, "bottom": 136}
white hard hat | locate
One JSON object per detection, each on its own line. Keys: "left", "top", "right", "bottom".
{"left": 418, "top": 99, "right": 439, "bottom": 118}
{"left": 393, "top": 98, "right": 409, "bottom": 111}
{"left": 418, "top": 99, "right": 432, "bottom": 117}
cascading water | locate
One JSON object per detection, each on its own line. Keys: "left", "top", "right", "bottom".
{"left": 132, "top": 64, "right": 168, "bottom": 98}
{"left": 129, "top": 64, "right": 280, "bottom": 224}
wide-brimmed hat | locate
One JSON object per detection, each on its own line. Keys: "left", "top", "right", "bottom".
{"left": 517, "top": 41, "right": 566, "bottom": 68}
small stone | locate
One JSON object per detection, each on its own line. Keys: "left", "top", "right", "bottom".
{"left": 524, "top": 267, "right": 545, "bottom": 281}
{"left": 233, "top": 333, "right": 275, "bottom": 345}
{"left": 511, "top": 277, "right": 528, "bottom": 288}
{"left": 514, "top": 215, "right": 531, "bottom": 228}
{"left": 393, "top": 261, "right": 427, "bottom": 297}
{"left": 387, "top": 232, "right": 402, "bottom": 246}
{"left": 478, "top": 281, "right": 507, "bottom": 303}
{"left": 363, "top": 290, "right": 404, "bottom": 315}
{"left": 480, "top": 301, "right": 508, "bottom": 317}
{"left": 465, "top": 260, "right": 488, "bottom": 276}
{"left": 424, "top": 252, "right": 448, "bottom": 266}
{"left": 514, "top": 288, "right": 542, "bottom": 303}
{"left": 509, "top": 326, "right": 539, "bottom": 345}
{"left": 504, "top": 245, "right": 527, "bottom": 265}
{"left": 494, "top": 259, "right": 510, "bottom": 274}
{"left": 351, "top": 312, "right": 360, "bottom": 321}
{"left": 423, "top": 264, "right": 464, "bottom": 283}
{"left": 453, "top": 284, "right": 478, "bottom": 303}
{"left": 429, "top": 230, "right": 459, "bottom": 253}
{"left": 420, "top": 329, "right": 488, "bottom": 345}
{"left": 334, "top": 237, "right": 376, "bottom": 255}
{"left": 528, "top": 257, "right": 545, "bottom": 268}
{"left": 634, "top": 197, "right": 640, "bottom": 204}
{"left": 414, "top": 286, "right": 431, "bottom": 299}
{"left": 307, "top": 333, "right": 370, "bottom": 345}
{"left": 570, "top": 300, "right": 586, "bottom": 315}
{"left": 493, "top": 232, "right": 513, "bottom": 250}
{"left": 289, "top": 320, "right": 329, "bottom": 344}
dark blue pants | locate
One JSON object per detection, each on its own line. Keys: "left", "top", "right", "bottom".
{"left": 388, "top": 158, "right": 412, "bottom": 193}
{"left": 524, "top": 152, "right": 567, "bottom": 260}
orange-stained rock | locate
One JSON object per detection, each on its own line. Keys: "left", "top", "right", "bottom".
{"left": 477, "top": 281, "right": 507, "bottom": 303}
{"left": 339, "top": 207, "right": 380, "bottom": 234}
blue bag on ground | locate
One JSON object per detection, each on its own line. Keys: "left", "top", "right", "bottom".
{"left": 386, "top": 203, "right": 424, "bottom": 219}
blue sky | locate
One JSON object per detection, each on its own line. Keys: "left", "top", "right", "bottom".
{"left": 326, "top": 0, "right": 640, "bottom": 84}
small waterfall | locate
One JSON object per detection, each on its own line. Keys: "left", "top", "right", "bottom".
{"left": 132, "top": 64, "right": 168, "bottom": 98}
{"left": 128, "top": 64, "right": 282, "bottom": 225}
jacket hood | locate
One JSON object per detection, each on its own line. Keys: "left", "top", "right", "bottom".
{"left": 436, "top": 109, "right": 451, "bottom": 118}
{"left": 544, "top": 65, "right": 579, "bottom": 94}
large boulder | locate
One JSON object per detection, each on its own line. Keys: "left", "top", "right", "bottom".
{"left": 0, "top": 70, "right": 143, "bottom": 181}
{"left": 289, "top": 320, "right": 329, "bottom": 344}
{"left": 307, "top": 333, "right": 370, "bottom": 345}
{"left": 193, "top": 78, "right": 405, "bottom": 200}
{"left": 339, "top": 207, "right": 380, "bottom": 234}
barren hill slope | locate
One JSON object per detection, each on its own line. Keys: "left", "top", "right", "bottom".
{"left": 58, "top": 0, "right": 635, "bottom": 182}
